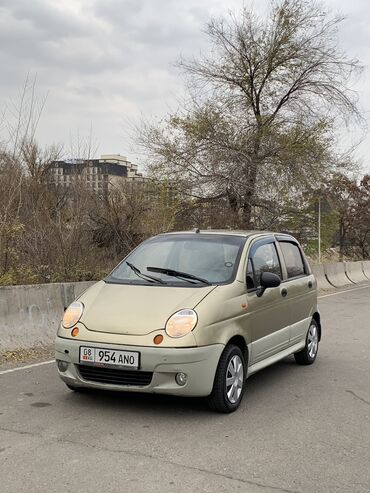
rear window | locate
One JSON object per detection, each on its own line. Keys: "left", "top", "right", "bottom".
{"left": 279, "top": 242, "right": 306, "bottom": 279}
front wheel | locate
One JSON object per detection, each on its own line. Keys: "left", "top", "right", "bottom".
{"left": 207, "top": 344, "right": 246, "bottom": 413}
{"left": 294, "top": 319, "right": 319, "bottom": 365}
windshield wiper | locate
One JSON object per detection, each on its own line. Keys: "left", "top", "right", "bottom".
{"left": 126, "top": 262, "right": 165, "bottom": 284}
{"left": 147, "top": 266, "right": 211, "bottom": 285}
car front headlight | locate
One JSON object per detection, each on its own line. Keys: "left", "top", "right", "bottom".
{"left": 62, "top": 301, "right": 84, "bottom": 329}
{"left": 165, "top": 309, "right": 198, "bottom": 338}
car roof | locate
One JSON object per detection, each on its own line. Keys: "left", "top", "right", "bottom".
{"left": 156, "top": 229, "right": 296, "bottom": 240}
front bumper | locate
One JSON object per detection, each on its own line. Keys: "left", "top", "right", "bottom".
{"left": 55, "top": 336, "right": 224, "bottom": 397}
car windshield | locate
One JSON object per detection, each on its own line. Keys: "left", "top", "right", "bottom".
{"left": 106, "top": 234, "right": 246, "bottom": 286}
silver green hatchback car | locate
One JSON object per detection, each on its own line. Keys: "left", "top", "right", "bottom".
{"left": 55, "top": 230, "right": 321, "bottom": 413}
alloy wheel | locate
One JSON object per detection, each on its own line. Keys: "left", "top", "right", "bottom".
{"left": 226, "top": 354, "right": 244, "bottom": 404}
{"left": 308, "top": 323, "right": 318, "bottom": 359}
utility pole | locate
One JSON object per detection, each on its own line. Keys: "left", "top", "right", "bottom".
{"left": 318, "top": 197, "right": 321, "bottom": 263}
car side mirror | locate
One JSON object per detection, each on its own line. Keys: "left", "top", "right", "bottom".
{"left": 256, "top": 272, "right": 281, "bottom": 297}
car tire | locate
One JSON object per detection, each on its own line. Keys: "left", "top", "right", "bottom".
{"left": 207, "top": 344, "right": 246, "bottom": 413}
{"left": 294, "top": 319, "right": 319, "bottom": 365}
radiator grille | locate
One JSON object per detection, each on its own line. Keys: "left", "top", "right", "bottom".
{"left": 77, "top": 365, "right": 153, "bottom": 387}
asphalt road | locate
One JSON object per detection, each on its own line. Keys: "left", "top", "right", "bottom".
{"left": 1, "top": 286, "right": 370, "bottom": 493}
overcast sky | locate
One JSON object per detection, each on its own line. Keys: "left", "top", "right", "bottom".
{"left": 0, "top": 0, "right": 369, "bottom": 170}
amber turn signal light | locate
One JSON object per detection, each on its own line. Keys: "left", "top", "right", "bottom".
{"left": 153, "top": 334, "right": 163, "bottom": 345}
{"left": 71, "top": 327, "right": 79, "bottom": 337}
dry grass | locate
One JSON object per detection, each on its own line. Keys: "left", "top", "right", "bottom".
{"left": 0, "top": 345, "right": 54, "bottom": 370}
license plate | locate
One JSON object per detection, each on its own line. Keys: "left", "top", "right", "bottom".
{"left": 79, "top": 346, "right": 140, "bottom": 369}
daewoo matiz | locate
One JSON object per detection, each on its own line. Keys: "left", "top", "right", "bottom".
{"left": 55, "top": 230, "right": 321, "bottom": 413}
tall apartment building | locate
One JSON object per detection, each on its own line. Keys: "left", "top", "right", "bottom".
{"left": 49, "top": 154, "right": 146, "bottom": 194}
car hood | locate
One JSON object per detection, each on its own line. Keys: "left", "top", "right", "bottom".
{"left": 79, "top": 280, "right": 217, "bottom": 335}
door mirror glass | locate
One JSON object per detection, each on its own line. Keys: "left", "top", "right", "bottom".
{"left": 257, "top": 272, "right": 281, "bottom": 297}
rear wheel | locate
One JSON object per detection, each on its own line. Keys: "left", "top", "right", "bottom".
{"left": 294, "top": 319, "right": 319, "bottom": 365}
{"left": 207, "top": 344, "right": 246, "bottom": 413}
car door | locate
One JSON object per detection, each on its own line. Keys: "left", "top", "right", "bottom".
{"left": 245, "top": 237, "right": 292, "bottom": 366}
{"left": 275, "top": 237, "right": 316, "bottom": 346}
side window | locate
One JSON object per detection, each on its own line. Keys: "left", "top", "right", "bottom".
{"left": 247, "top": 242, "right": 281, "bottom": 290}
{"left": 279, "top": 242, "right": 306, "bottom": 279}
{"left": 246, "top": 258, "right": 255, "bottom": 290}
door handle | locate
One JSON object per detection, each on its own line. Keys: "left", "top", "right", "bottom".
{"left": 281, "top": 288, "right": 288, "bottom": 297}
{"left": 308, "top": 281, "right": 313, "bottom": 289}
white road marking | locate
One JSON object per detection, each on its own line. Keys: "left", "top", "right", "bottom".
{"left": 0, "top": 284, "right": 369, "bottom": 375}
{"left": 318, "top": 284, "right": 370, "bottom": 299}
{"left": 0, "top": 359, "right": 54, "bottom": 375}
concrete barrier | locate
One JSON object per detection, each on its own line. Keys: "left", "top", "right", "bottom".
{"left": 345, "top": 262, "right": 368, "bottom": 284}
{"left": 0, "top": 281, "right": 95, "bottom": 353}
{"left": 311, "top": 264, "right": 333, "bottom": 291}
{"left": 1, "top": 261, "right": 370, "bottom": 354}
{"left": 363, "top": 261, "right": 370, "bottom": 280}
{"left": 323, "top": 263, "right": 354, "bottom": 288}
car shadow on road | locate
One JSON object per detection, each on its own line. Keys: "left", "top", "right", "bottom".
{"left": 61, "top": 356, "right": 300, "bottom": 417}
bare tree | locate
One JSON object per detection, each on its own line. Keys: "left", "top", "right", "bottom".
{"left": 21, "top": 139, "right": 62, "bottom": 183}
{"left": 138, "top": 0, "right": 362, "bottom": 227}
{"left": 66, "top": 124, "right": 99, "bottom": 163}
{"left": 4, "top": 74, "right": 47, "bottom": 158}
{"left": 0, "top": 153, "right": 24, "bottom": 278}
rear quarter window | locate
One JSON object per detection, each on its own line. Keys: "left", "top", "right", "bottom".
{"left": 279, "top": 242, "right": 306, "bottom": 279}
